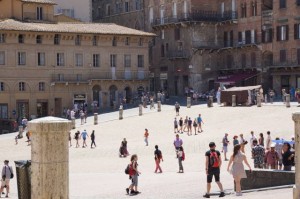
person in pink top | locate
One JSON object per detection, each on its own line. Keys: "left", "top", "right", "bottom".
{"left": 264, "top": 143, "right": 279, "bottom": 169}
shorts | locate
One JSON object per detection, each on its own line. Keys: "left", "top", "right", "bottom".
{"left": 223, "top": 146, "right": 228, "bottom": 153}
{"left": 1, "top": 179, "right": 9, "bottom": 187}
{"left": 207, "top": 168, "right": 220, "bottom": 183}
{"left": 175, "top": 108, "right": 179, "bottom": 112}
{"left": 83, "top": 137, "right": 86, "bottom": 141}
{"left": 174, "top": 125, "right": 178, "bottom": 128}
{"left": 131, "top": 174, "right": 138, "bottom": 186}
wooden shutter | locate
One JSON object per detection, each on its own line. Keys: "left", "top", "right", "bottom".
{"left": 238, "top": 32, "right": 242, "bottom": 42}
{"left": 286, "top": 25, "right": 289, "bottom": 40}
{"left": 297, "top": 49, "right": 300, "bottom": 64}
{"left": 295, "top": 24, "right": 298, "bottom": 39}
{"left": 277, "top": 26, "right": 281, "bottom": 41}
{"left": 262, "top": 30, "right": 265, "bottom": 43}
{"left": 224, "top": 31, "right": 228, "bottom": 47}
{"left": 270, "top": 28, "right": 273, "bottom": 42}
{"left": 230, "top": 30, "right": 233, "bottom": 47}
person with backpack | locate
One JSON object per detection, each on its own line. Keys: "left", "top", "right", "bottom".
{"left": 90, "top": 130, "right": 96, "bottom": 148}
{"left": 177, "top": 146, "right": 184, "bottom": 173}
{"left": 227, "top": 144, "right": 252, "bottom": 196}
{"left": 154, "top": 145, "right": 163, "bottom": 173}
{"left": 126, "top": 154, "right": 141, "bottom": 195}
{"left": 203, "top": 142, "right": 225, "bottom": 198}
{"left": 282, "top": 142, "right": 294, "bottom": 171}
{"left": 0, "top": 160, "right": 13, "bottom": 198}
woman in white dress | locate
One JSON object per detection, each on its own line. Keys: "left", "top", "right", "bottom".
{"left": 227, "top": 144, "right": 252, "bottom": 196}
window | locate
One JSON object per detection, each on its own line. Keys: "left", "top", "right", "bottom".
{"left": 229, "top": 30, "right": 233, "bottom": 47}
{"left": 280, "top": 50, "right": 287, "bottom": 63}
{"left": 37, "top": 52, "right": 45, "bottom": 66}
{"left": 178, "top": 42, "right": 183, "bottom": 51}
{"left": 18, "top": 34, "right": 24, "bottom": 43}
{"left": 19, "top": 82, "right": 25, "bottom": 91}
{"left": 112, "top": 36, "right": 117, "bottom": 46}
{"left": 125, "top": 1, "right": 130, "bottom": 12}
{"left": 56, "top": 53, "right": 65, "bottom": 66}
{"left": 172, "top": 2, "right": 177, "bottom": 18}
{"left": 124, "top": 55, "right": 131, "bottom": 67}
{"left": 297, "top": 49, "right": 300, "bottom": 64}
{"left": 75, "top": 35, "right": 81, "bottom": 46}
{"left": 279, "top": 0, "right": 286, "bottom": 8}
{"left": 135, "top": 0, "right": 141, "bottom": 10}
{"left": 160, "top": 5, "right": 165, "bottom": 24}
{"left": 277, "top": 25, "right": 289, "bottom": 41}
{"left": 92, "top": 35, "right": 98, "bottom": 46}
{"left": 245, "top": 30, "right": 252, "bottom": 44}
{"left": 106, "top": 4, "right": 111, "bottom": 16}
{"left": 165, "top": 43, "right": 169, "bottom": 52}
{"left": 161, "top": 30, "right": 165, "bottom": 39}
{"left": 149, "top": 7, "right": 153, "bottom": 23}
{"left": 125, "top": 37, "right": 130, "bottom": 45}
{"left": 0, "top": 104, "right": 8, "bottom": 119}
{"left": 37, "top": 7, "right": 43, "bottom": 20}
{"left": 161, "top": 44, "right": 165, "bottom": 57}
{"left": 38, "top": 82, "right": 45, "bottom": 91}
{"left": 54, "top": 34, "right": 61, "bottom": 45}
{"left": 58, "top": 74, "right": 64, "bottom": 81}
{"left": 18, "top": 52, "right": 26, "bottom": 65}
{"left": 93, "top": 54, "right": 100, "bottom": 67}
{"left": 241, "top": 54, "right": 246, "bottom": 68}
{"left": 75, "top": 53, "right": 83, "bottom": 67}
{"left": 174, "top": 28, "right": 180, "bottom": 40}
{"left": 262, "top": 28, "right": 273, "bottom": 43}
{"left": 137, "top": 55, "right": 144, "bottom": 67}
{"left": 0, "top": 34, "right": 5, "bottom": 43}
{"left": 138, "top": 38, "right": 143, "bottom": 46}
{"left": 251, "top": 52, "right": 256, "bottom": 67}
{"left": 226, "top": 54, "right": 233, "bottom": 68}
{"left": 76, "top": 74, "right": 82, "bottom": 81}
{"left": 0, "top": 51, "right": 5, "bottom": 65}
{"left": 251, "top": 1, "right": 257, "bottom": 16}
{"left": 115, "top": 2, "right": 122, "bottom": 14}
{"left": 0, "top": 82, "right": 4, "bottom": 91}
{"left": 110, "top": 54, "right": 117, "bottom": 67}
{"left": 36, "top": 35, "right": 42, "bottom": 44}
{"left": 297, "top": 0, "right": 300, "bottom": 6}
{"left": 295, "top": 24, "right": 300, "bottom": 40}
{"left": 241, "top": 3, "right": 247, "bottom": 18}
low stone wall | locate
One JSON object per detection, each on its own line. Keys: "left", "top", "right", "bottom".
{"left": 240, "top": 169, "right": 295, "bottom": 190}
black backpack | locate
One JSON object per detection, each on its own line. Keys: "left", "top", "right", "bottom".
{"left": 125, "top": 164, "right": 130, "bottom": 175}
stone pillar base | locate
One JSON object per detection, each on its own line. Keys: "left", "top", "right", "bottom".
{"left": 139, "top": 105, "right": 143, "bottom": 116}
{"left": 293, "top": 185, "right": 300, "bottom": 199}
{"left": 157, "top": 101, "right": 161, "bottom": 112}
{"left": 119, "top": 108, "right": 123, "bottom": 120}
{"left": 232, "top": 95, "right": 236, "bottom": 107}
{"left": 187, "top": 97, "right": 191, "bottom": 108}
{"left": 94, "top": 113, "right": 98, "bottom": 125}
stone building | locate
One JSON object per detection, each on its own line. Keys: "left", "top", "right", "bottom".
{"left": 0, "top": 0, "right": 154, "bottom": 121}
{"left": 93, "top": 0, "right": 300, "bottom": 96}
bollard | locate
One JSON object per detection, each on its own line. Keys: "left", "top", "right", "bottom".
{"left": 94, "top": 113, "right": 98, "bottom": 125}
{"left": 292, "top": 113, "right": 300, "bottom": 199}
{"left": 286, "top": 94, "right": 291, "bottom": 108}
{"left": 157, "top": 101, "right": 161, "bottom": 112}
{"left": 119, "top": 107, "right": 123, "bottom": 120}
{"left": 28, "top": 117, "right": 71, "bottom": 199}
{"left": 187, "top": 97, "right": 191, "bottom": 108}
{"left": 139, "top": 104, "right": 143, "bottom": 116}
{"left": 257, "top": 94, "right": 262, "bottom": 107}
{"left": 232, "top": 95, "right": 236, "bottom": 107}
{"left": 71, "top": 118, "right": 75, "bottom": 129}
{"left": 209, "top": 96, "right": 214, "bottom": 107}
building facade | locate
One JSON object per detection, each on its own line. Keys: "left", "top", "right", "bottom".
{"left": 0, "top": 0, "right": 154, "bottom": 121}
{"left": 93, "top": 0, "right": 300, "bottom": 96}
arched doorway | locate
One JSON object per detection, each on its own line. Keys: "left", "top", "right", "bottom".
{"left": 92, "top": 85, "right": 101, "bottom": 107}
{"left": 109, "top": 85, "right": 118, "bottom": 107}
{"left": 124, "top": 86, "right": 132, "bottom": 103}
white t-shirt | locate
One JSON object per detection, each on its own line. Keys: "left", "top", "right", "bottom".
{"left": 266, "top": 135, "right": 271, "bottom": 149}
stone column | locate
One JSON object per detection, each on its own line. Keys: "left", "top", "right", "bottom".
{"left": 257, "top": 94, "right": 261, "bottom": 107}
{"left": 232, "top": 95, "right": 236, "bottom": 107}
{"left": 28, "top": 117, "right": 71, "bottom": 199}
{"left": 292, "top": 113, "right": 300, "bottom": 199}
{"left": 286, "top": 94, "right": 291, "bottom": 108}
{"left": 209, "top": 96, "right": 214, "bottom": 107}
{"left": 139, "top": 104, "right": 143, "bottom": 116}
{"left": 71, "top": 118, "right": 75, "bottom": 129}
{"left": 94, "top": 113, "right": 98, "bottom": 125}
{"left": 187, "top": 97, "right": 191, "bottom": 108}
{"left": 157, "top": 101, "right": 161, "bottom": 112}
{"left": 119, "top": 107, "right": 123, "bottom": 120}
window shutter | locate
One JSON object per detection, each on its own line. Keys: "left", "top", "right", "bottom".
{"left": 286, "top": 25, "right": 289, "bottom": 40}
{"left": 277, "top": 26, "right": 281, "bottom": 41}
{"left": 238, "top": 32, "right": 242, "bottom": 42}
{"left": 230, "top": 31, "right": 233, "bottom": 47}
{"left": 224, "top": 31, "right": 228, "bottom": 47}
{"left": 262, "top": 30, "right": 265, "bottom": 43}
{"left": 297, "top": 49, "right": 300, "bottom": 64}
{"left": 270, "top": 28, "right": 273, "bottom": 42}
{"left": 295, "top": 24, "right": 297, "bottom": 39}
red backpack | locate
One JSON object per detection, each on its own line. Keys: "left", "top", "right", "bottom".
{"left": 209, "top": 151, "right": 219, "bottom": 168}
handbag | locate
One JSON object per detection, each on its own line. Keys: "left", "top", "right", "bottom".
{"left": 7, "top": 166, "right": 13, "bottom": 179}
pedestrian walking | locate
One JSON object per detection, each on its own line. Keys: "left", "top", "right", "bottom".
{"left": 239, "top": 134, "right": 246, "bottom": 153}
{"left": 84, "top": 110, "right": 87, "bottom": 123}
{"left": 183, "top": 116, "right": 188, "bottom": 132}
{"left": 175, "top": 102, "right": 180, "bottom": 116}
{"left": 233, "top": 135, "right": 239, "bottom": 146}
{"left": 179, "top": 117, "right": 183, "bottom": 133}
{"left": 266, "top": 131, "right": 271, "bottom": 150}
{"left": 173, "top": 134, "right": 183, "bottom": 157}
{"left": 80, "top": 110, "right": 85, "bottom": 125}
{"left": 265, "top": 143, "right": 278, "bottom": 169}
{"left": 91, "top": 130, "right": 96, "bottom": 148}
{"left": 197, "top": 114, "right": 204, "bottom": 132}
{"left": 282, "top": 142, "right": 294, "bottom": 171}
{"left": 126, "top": 154, "right": 141, "bottom": 195}
{"left": 203, "top": 142, "right": 225, "bottom": 198}
{"left": 174, "top": 118, "right": 179, "bottom": 133}
{"left": 187, "top": 117, "right": 192, "bottom": 136}
{"left": 81, "top": 129, "right": 88, "bottom": 148}
{"left": 74, "top": 131, "right": 80, "bottom": 148}
{"left": 0, "top": 160, "right": 13, "bottom": 198}
{"left": 177, "top": 146, "right": 184, "bottom": 173}
{"left": 222, "top": 133, "right": 230, "bottom": 161}
{"left": 227, "top": 144, "right": 251, "bottom": 196}
{"left": 69, "top": 132, "right": 72, "bottom": 147}
{"left": 144, "top": 129, "right": 149, "bottom": 146}
{"left": 154, "top": 145, "right": 163, "bottom": 173}
{"left": 252, "top": 139, "right": 265, "bottom": 168}
{"left": 249, "top": 131, "right": 256, "bottom": 149}
{"left": 193, "top": 118, "right": 198, "bottom": 135}
{"left": 274, "top": 137, "right": 283, "bottom": 170}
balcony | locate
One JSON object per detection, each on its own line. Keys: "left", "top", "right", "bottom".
{"left": 270, "top": 61, "right": 300, "bottom": 68}
{"left": 151, "top": 10, "right": 238, "bottom": 27}
{"left": 166, "top": 50, "right": 190, "bottom": 59}
{"left": 51, "top": 70, "right": 150, "bottom": 83}
{"left": 192, "top": 41, "right": 222, "bottom": 49}
{"left": 223, "top": 39, "right": 261, "bottom": 48}
{"left": 23, "top": 12, "right": 53, "bottom": 22}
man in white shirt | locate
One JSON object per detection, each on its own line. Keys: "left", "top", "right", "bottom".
{"left": 266, "top": 131, "right": 272, "bottom": 150}
{"left": 250, "top": 131, "right": 257, "bottom": 148}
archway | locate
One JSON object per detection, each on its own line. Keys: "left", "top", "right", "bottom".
{"left": 92, "top": 85, "right": 101, "bottom": 107}
{"left": 109, "top": 85, "right": 118, "bottom": 106}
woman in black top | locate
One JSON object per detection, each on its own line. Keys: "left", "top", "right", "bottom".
{"left": 282, "top": 142, "right": 294, "bottom": 171}
{"left": 74, "top": 131, "right": 80, "bottom": 148}
{"left": 91, "top": 130, "right": 96, "bottom": 148}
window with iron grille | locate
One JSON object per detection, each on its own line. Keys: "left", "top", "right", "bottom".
{"left": 19, "top": 82, "right": 25, "bottom": 91}
{"left": 0, "top": 104, "right": 8, "bottom": 119}
{"left": 124, "top": 55, "right": 131, "bottom": 67}
{"left": 280, "top": 50, "right": 287, "bottom": 63}
{"left": 92, "top": 35, "right": 98, "bottom": 46}
{"left": 18, "top": 52, "right": 26, "bottom": 65}
{"left": 137, "top": 55, "right": 144, "bottom": 67}
{"left": 56, "top": 53, "right": 65, "bottom": 66}
{"left": 54, "top": 34, "right": 61, "bottom": 45}
{"left": 38, "top": 82, "right": 45, "bottom": 91}
{"left": 0, "top": 51, "right": 5, "bottom": 65}
{"left": 75, "top": 53, "right": 83, "bottom": 67}
{"left": 37, "top": 52, "right": 45, "bottom": 66}
{"left": 93, "top": 54, "right": 100, "bottom": 67}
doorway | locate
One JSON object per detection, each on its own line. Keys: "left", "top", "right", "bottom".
{"left": 54, "top": 98, "right": 62, "bottom": 117}
{"left": 92, "top": 85, "right": 101, "bottom": 107}
{"left": 17, "top": 100, "right": 29, "bottom": 122}
{"left": 37, "top": 101, "right": 48, "bottom": 118}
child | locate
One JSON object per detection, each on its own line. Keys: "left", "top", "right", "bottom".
{"left": 233, "top": 135, "right": 239, "bottom": 146}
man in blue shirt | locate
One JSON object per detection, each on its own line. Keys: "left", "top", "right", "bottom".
{"left": 81, "top": 130, "right": 89, "bottom": 148}
{"left": 197, "top": 114, "right": 204, "bottom": 133}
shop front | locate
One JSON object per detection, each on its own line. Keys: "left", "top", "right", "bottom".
{"left": 73, "top": 94, "right": 87, "bottom": 111}
{"left": 36, "top": 100, "right": 48, "bottom": 118}
{"left": 16, "top": 100, "right": 29, "bottom": 123}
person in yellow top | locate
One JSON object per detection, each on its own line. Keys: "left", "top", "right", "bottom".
{"left": 144, "top": 129, "right": 149, "bottom": 146}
